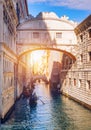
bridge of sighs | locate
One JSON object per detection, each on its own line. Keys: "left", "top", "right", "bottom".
{"left": 16, "top": 12, "right": 78, "bottom": 88}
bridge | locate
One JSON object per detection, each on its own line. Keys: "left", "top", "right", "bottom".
{"left": 16, "top": 12, "right": 77, "bottom": 58}
{"left": 16, "top": 12, "right": 78, "bottom": 88}
{"left": 32, "top": 74, "right": 49, "bottom": 83}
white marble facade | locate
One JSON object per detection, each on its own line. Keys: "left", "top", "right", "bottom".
{"left": 0, "top": 0, "right": 28, "bottom": 119}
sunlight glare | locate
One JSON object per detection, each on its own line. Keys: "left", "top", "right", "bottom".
{"left": 31, "top": 50, "right": 45, "bottom": 63}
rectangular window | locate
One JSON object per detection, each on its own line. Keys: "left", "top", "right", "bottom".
{"left": 74, "top": 79, "right": 76, "bottom": 86}
{"left": 86, "top": 80, "right": 91, "bottom": 90}
{"left": 80, "top": 54, "right": 83, "bottom": 62}
{"left": 80, "top": 35, "right": 83, "bottom": 42}
{"left": 56, "top": 32, "right": 62, "bottom": 38}
{"left": 33, "top": 32, "right": 39, "bottom": 38}
{"left": 78, "top": 79, "right": 81, "bottom": 88}
{"left": 69, "top": 78, "right": 71, "bottom": 85}
{"left": 88, "top": 52, "right": 91, "bottom": 61}
{"left": 88, "top": 29, "right": 91, "bottom": 38}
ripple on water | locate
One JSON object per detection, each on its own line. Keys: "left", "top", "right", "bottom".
{"left": 1, "top": 84, "right": 91, "bottom": 130}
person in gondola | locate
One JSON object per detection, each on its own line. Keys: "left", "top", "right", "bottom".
{"left": 30, "top": 85, "right": 34, "bottom": 97}
{"left": 29, "top": 85, "right": 38, "bottom": 105}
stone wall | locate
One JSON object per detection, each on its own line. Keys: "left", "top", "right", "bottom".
{"left": 61, "top": 15, "right": 91, "bottom": 109}
{"left": 0, "top": 0, "right": 28, "bottom": 120}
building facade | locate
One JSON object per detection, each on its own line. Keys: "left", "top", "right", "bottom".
{"left": 16, "top": 0, "right": 29, "bottom": 22}
{"left": 0, "top": 0, "right": 28, "bottom": 120}
{"left": 0, "top": 0, "right": 91, "bottom": 121}
{"left": 61, "top": 15, "right": 91, "bottom": 109}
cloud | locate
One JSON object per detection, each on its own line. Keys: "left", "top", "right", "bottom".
{"left": 28, "top": 0, "right": 47, "bottom": 3}
{"left": 28, "top": 0, "right": 91, "bottom": 10}
{"left": 53, "top": 0, "right": 91, "bottom": 10}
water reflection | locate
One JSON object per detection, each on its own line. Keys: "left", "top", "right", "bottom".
{"left": 1, "top": 82, "right": 91, "bottom": 130}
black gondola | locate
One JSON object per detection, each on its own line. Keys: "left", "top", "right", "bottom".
{"left": 29, "top": 93, "right": 38, "bottom": 106}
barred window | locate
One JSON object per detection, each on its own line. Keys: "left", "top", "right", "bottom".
{"left": 56, "top": 32, "right": 62, "bottom": 38}
{"left": 33, "top": 32, "right": 39, "bottom": 38}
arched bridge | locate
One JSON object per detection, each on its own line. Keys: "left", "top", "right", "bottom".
{"left": 17, "top": 47, "right": 76, "bottom": 60}
{"left": 16, "top": 12, "right": 78, "bottom": 88}
{"left": 32, "top": 74, "right": 49, "bottom": 83}
{"left": 16, "top": 12, "right": 78, "bottom": 60}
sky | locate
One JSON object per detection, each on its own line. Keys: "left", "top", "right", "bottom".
{"left": 27, "top": 0, "right": 91, "bottom": 23}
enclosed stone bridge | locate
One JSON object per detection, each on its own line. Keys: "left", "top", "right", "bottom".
{"left": 18, "top": 47, "right": 76, "bottom": 60}
{"left": 16, "top": 12, "right": 78, "bottom": 87}
{"left": 16, "top": 12, "right": 78, "bottom": 60}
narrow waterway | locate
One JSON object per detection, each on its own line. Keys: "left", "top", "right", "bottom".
{"left": 1, "top": 83, "right": 91, "bottom": 130}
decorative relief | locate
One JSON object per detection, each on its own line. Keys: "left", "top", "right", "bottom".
{"left": 16, "top": 45, "right": 23, "bottom": 54}
{"left": 3, "top": 6, "right": 15, "bottom": 35}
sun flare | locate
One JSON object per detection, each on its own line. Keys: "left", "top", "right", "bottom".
{"left": 31, "top": 50, "right": 44, "bottom": 63}
{"left": 29, "top": 50, "right": 48, "bottom": 74}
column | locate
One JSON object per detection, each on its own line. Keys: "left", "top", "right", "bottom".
{"left": 0, "top": 52, "right": 3, "bottom": 119}
{"left": 0, "top": 1, "right": 4, "bottom": 42}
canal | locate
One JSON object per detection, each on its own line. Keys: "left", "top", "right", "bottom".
{"left": 1, "top": 83, "right": 91, "bottom": 130}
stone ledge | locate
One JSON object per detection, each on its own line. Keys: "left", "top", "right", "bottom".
{"left": 62, "top": 92, "right": 91, "bottom": 110}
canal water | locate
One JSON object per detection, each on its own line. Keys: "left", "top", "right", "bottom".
{"left": 1, "top": 83, "right": 91, "bottom": 130}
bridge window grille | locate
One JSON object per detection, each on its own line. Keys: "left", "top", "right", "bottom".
{"left": 56, "top": 33, "right": 62, "bottom": 38}
{"left": 33, "top": 32, "right": 39, "bottom": 38}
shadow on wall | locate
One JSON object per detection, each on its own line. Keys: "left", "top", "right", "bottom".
{"left": 50, "top": 61, "right": 62, "bottom": 93}
{"left": 60, "top": 53, "right": 76, "bottom": 93}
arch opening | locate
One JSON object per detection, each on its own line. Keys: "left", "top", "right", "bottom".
{"left": 18, "top": 47, "right": 76, "bottom": 60}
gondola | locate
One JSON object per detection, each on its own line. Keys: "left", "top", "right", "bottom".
{"left": 29, "top": 93, "right": 38, "bottom": 106}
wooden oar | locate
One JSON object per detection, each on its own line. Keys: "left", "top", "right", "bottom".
{"left": 39, "top": 99, "right": 45, "bottom": 104}
{"left": 37, "top": 97, "right": 45, "bottom": 104}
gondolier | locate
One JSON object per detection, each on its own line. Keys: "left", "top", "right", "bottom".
{"left": 29, "top": 85, "right": 38, "bottom": 106}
